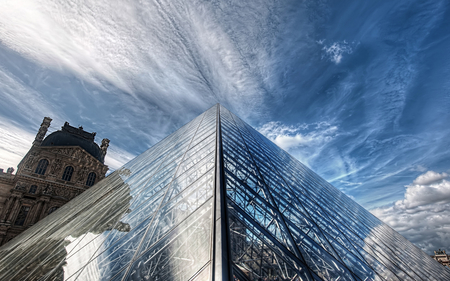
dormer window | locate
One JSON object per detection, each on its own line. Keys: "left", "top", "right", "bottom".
{"left": 62, "top": 166, "right": 74, "bottom": 181}
{"left": 35, "top": 159, "right": 49, "bottom": 175}
{"left": 86, "top": 172, "right": 96, "bottom": 187}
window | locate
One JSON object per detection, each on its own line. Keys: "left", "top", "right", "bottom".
{"left": 86, "top": 172, "right": 96, "bottom": 187}
{"left": 62, "top": 166, "right": 74, "bottom": 181}
{"left": 14, "top": 206, "right": 30, "bottom": 226}
{"left": 29, "top": 185, "right": 37, "bottom": 194}
{"left": 35, "top": 159, "right": 49, "bottom": 175}
{"left": 48, "top": 206, "right": 59, "bottom": 215}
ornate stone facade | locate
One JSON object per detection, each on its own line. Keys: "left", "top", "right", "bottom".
{"left": 431, "top": 249, "right": 450, "bottom": 268}
{"left": 0, "top": 117, "right": 109, "bottom": 245}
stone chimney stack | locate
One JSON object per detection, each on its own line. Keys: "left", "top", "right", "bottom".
{"left": 101, "top": 138, "right": 110, "bottom": 158}
{"left": 33, "top": 117, "right": 52, "bottom": 146}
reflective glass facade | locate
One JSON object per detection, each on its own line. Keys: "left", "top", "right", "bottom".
{"left": 0, "top": 104, "right": 448, "bottom": 281}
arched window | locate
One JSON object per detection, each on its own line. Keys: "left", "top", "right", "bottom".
{"left": 62, "top": 166, "right": 74, "bottom": 181}
{"left": 86, "top": 172, "right": 96, "bottom": 187}
{"left": 48, "top": 206, "right": 59, "bottom": 215}
{"left": 29, "top": 185, "right": 37, "bottom": 194}
{"left": 35, "top": 159, "right": 49, "bottom": 175}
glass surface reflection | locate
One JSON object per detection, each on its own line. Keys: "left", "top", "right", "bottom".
{"left": 0, "top": 104, "right": 449, "bottom": 281}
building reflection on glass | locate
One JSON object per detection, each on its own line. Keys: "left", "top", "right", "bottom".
{"left": 0, "top": 105, "right": 449, "bottom": 281}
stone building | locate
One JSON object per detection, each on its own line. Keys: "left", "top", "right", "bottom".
{"left": 431, "top": 249, "right": 450, "bottom": 267}
{"left": 0, "top": 117, "right": 109, "bottom": 245}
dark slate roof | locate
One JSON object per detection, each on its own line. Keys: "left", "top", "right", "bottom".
{"left": 41, "top": 122, "right": 104, "bottom": 163}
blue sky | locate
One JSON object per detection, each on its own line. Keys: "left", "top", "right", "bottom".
{"left": 0, "top": 0, "right": 449, "bottom": 254}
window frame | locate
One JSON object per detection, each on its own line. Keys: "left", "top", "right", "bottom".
{"left": 29, "top": 185, "right": 37, "bottom": 194}
{"left": 14, "top": 205, "right": 31, "bottom": 226}
{"left": 62, "top": 166, "right": 74, "bottom": 181}
{"left": 86, "top": 172, "right": 96, "bottom": 187}
{"left": 35, "top": 159, "right": 49, "bottom": 175}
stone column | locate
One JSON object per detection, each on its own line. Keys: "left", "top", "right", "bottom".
{"left": 38, "top": 197, "right": 51, "bottom": 221}
{"left": 6, "top": 195, "right": 22, "bottom": 224}
{"left": 25, "top": 202, "right": 39, "bottom": 227}
{"left": 0, "top": 197, "right": 15, "bottom": 223}
{"left": 31, "top": 196, "right": 49, "bottom": 225}
{"left": 0, "top": 225, "right": 8, "bottom": 246}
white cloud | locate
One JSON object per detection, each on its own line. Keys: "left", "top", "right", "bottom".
{"left": 259, "top": 121, "right": 338, "bottom": 150}
{"left": 0, "top": 0, "right": 283, "bottom": 120}
{"left": 259, "top": 121, "right": 338, "bottom": 166}
{"left": 0, "top": 119, "right": 35, "bottom": 170}
{"left": 0, "top": 65, "right": 55, "bottom": 121}
{"left": 411, "top": 164, "right": 428, "bottom": 172}
{"left": 412, "top": 170, "right": 448, "bottom": 185}
{"left": 371, "top": 171, "right": 450, "bottom": 253}
{"left": 104, "top": 145, "right": 136, "bottom": 172}
{"left": 319, "top": 40, "right": 356, "bottom": 64}
{"left": 0, "top": 0, "right": 297, "bottom": 172}
{"left": 339, "top": 180, "right": 362, "bottom": 187}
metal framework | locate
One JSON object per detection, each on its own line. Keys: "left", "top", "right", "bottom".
{"left": 0, "top": 104, "right": 449, "bottom": 281}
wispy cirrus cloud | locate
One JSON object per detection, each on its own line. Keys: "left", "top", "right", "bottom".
{"left": 0, "top": 0, "right": 317, "bottom": 172}
{"left": 372, "top": 171, "right": 450, "bottom": 253}
{"left": 104, "top": 145, "right": 137, "bottom": 172}
{"left": 0, "top": 0, "right": 295, "bottom": 120}
{"left": 0, "top": 119, "right": 35, "bottom": 170}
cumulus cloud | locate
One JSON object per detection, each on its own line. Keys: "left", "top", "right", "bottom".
{"left": 371, "top": 171, "right": 450, "bottom": 254}
{"left": 412, "top": 170, "right": 448, "bottom": 185}
{"left": 319, "top": 40, "right": 356, "bottom": 64}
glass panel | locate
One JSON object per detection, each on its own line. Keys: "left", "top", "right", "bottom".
{"left": 218, "top": 105, "right": 450, "bottom": 280}
{"left": 228, "top": 205, "right": 312, "bottom": 281}
{"left": 124, "top": 199, "right": 213, "bottom": 281}
{"left": 0, "top": 105, "right": 217, "bottom": 281}
{"left": 2, "top": 104, "right": 450, "bottom": 281}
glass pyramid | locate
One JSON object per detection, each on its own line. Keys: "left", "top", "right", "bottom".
{"left": 0, "top": 104, "right": 448, "bottom": 281}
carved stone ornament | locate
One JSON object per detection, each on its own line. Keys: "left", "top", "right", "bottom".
{"left": 55, "top": 148, "right": 73, "bottom": 156}
{"left": 53, "top": 187, "right": 73, "bottom": 200}
{"left": 24, "top": 152, "right": 38, "bottom": 169}
{"left": 42, "top": 185, "right": 53, "bottom": 195}
{"left": 49, "top": 159, "right": 62, "bottom": 175}
{"left": 76, "top": 166, "right": 89, "bottom": 182}
{"left": 14, "top": 182, "right": 27, "bottom": 192}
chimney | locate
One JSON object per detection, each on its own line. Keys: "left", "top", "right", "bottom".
{"left": 33, "top": 117, "right": 52, "bottom": 146}
{"left": 101, "top": 138, "right": 110, "bottom": 158}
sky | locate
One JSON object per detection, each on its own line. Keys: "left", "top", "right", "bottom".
{"left": 0, "top": 0, "right": 449, "bottom": 254}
